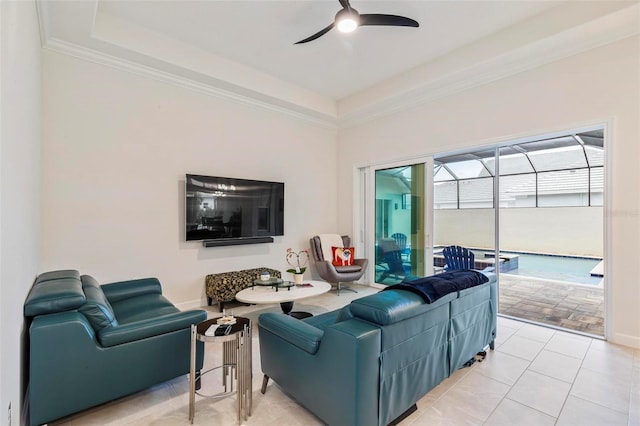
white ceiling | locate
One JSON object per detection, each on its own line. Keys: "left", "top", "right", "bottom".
{"left": 94, "top": 0, "right": 565, "bottom": 99}
{"left": 38, "top": 0, "right": 639, "bottom": 125}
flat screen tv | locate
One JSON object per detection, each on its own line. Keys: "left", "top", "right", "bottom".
{"left": 185, "top": 174, "right": 284, "bottom": 242}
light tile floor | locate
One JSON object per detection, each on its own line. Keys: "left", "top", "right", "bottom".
{"left": 51, "top": 285, "right": 640, "bottom": 426}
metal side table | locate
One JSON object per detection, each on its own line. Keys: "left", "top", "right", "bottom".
{"left": 189, "top": 317, "right": 252, "bottom": 424}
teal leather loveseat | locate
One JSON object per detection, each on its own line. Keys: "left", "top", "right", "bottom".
{"left": 24, "top": 270, "right": 207, "bottom": 426}
{"left": 259, "top": 271, "right": 497, "bottom": 426}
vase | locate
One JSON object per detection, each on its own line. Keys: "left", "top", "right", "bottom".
{"left": 293, "top": 273, "right": 304, "bottom": 285}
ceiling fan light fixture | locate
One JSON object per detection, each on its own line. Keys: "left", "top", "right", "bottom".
{"left": 294, "top": 0, "right": 419, "bottom": 44}
{"left": 336, "top": 8, "right": 359, "bottom": 33}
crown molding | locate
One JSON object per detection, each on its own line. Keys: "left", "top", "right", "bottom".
{"left": 35, "top": 0, "right": 50, "bottom": 48}
{"left": 37, "top": 1, "right": 638, "bottom": 130}
{"left": 41, "top": 37, "right": 338, "bottom": 129}
{"left": 35, "top": 1, "right": 338, "bottom": 127}
{"left": 338, "top": 4, "right": 640, "bottom": 129}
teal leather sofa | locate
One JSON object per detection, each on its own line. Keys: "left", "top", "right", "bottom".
{"left": 23, "top": 270, "right": 207, "bottom": 426}
{"left": 259, "top": 271, "right": 497, "bottom": 426}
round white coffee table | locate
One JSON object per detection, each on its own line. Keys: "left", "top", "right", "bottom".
{"left": 235, "top": 280, "right": 331, "bottom": 319}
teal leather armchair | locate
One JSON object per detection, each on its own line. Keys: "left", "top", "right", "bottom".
{"left": 24, "top": 270, "right": 207, "bottom": 426}
{"left": 259, "top": 272, "right": 497, "bottom": 426}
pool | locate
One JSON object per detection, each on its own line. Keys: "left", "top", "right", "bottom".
{"left": 475, "top": 250, "right": 603, "bottom": 286}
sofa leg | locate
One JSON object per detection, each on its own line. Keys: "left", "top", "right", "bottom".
{"left": 207, "top": 296, "right": 213, "bottom": 306}
{"left": 261, "top": 375, "right": 269, "bottom": 394}
{"left": 219, "top": 301, "right": 225, "bottom": 313}
{"left": 489, "top": 339, "right": 495, "bottom": 350}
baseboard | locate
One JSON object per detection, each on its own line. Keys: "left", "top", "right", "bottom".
{"left": 176, "top": 299, "right": 205, "bottom": 311}
{"left": 610, "top": 332, "right": 640, "bottom": 349}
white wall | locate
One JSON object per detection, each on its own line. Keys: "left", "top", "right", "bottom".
{"left": 338, "top": 36, "right": 640, "bottom": 347}
{"left": 435, "top": 207, "right": 603, "bottom": 257}
{"left": 41, "top": 51, "right": 338, "bottom": 306}
{"left": 434, "top": 209, "right": 495, "bottom": 252}
{"left": 0, "top": 1, "right": 42, "bottom": 424}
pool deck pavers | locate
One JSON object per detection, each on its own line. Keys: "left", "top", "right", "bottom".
{"left": 499, "top": 274, "right": 604, "bottom": 336}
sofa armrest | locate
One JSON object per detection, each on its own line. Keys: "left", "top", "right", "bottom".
{"left": 98, "top": 309, "right": 206, "bottom": 347}
{"left": 101, "top": 278, "right": 162, "bottom": 303}
{"left": 259, "top": 316, "right": 381, "bottom": 426}
{"left": 259, "top": 313, "right": 323, "bottom": 354}
{"left": 481, "top": 269, "right": 497, "bottom": 282}
{"left": 31, "top": 310, "right": 97, "bottom": 341}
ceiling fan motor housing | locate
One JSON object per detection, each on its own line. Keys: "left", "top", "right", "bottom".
{"left": 336, "top": 8, "right": 360, "bottom": 32}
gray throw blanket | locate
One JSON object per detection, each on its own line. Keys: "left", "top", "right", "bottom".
{"left": 383, "top": 270, "right": 489, "bottom": 303}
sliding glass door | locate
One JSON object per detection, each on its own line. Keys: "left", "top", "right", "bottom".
{"left": 429, "top": 129, "right": 605, "bottom": 336}
{"left": 359, "top": 127, "right": 605, "bottom": 336}
{"left": 373, "top": 163, "right": 427, "bottom": 285}
{"left": 433, "top": 149, "right": 497, "bottom": 278}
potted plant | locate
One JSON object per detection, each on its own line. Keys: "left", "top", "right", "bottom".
{"left": 286, "top": 248, "right": 309, "bottom": 284}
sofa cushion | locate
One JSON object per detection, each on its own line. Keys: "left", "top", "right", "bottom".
{"left": 100, "top": 277, "right": 162, "bottom": 303}
{"left": 24, "top": 270, "right": 86, "bottom": 317}
{"left": 349, "top": 290, "right": 427, "bottom": 325}
{"left": 78, "top": 275, "right": 118, "bottom": 330}
{"left": 334, "top": 265, "right": 362, "bottom": 273}
{"left": 98, "top": 310, "right": 206, "bottom": 347}
{"left": 35, "top": 269, "right": 81, "bottom": 284}
{"left": 110, "top": 294, "right": 179, "bottom": 324}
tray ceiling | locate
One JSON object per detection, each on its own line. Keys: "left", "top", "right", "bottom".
{"left": 37, "top": 1, "right": 639, "bottom": 126}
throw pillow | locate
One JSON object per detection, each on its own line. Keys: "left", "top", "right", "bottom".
{"left": 332, "top": 246, "right": 355, "bottom": 266}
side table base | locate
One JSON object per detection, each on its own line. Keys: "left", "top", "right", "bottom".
{"left": 189, "top": 318, "right": 252, "bottom": 424}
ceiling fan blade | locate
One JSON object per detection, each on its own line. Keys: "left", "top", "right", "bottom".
{"left": 360, "top": 14, "right": 419, "bottom": 27}
{"left": 294, "top": 22, "right": 335, "bottom": 44}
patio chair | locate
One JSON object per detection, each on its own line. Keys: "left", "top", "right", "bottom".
{"left": 442, "top": 245, "right": 475, "bottom": 270}
{"left": 391, "top": 232, "right": 411, "bottom": 261}
{"left": 377, "top": 238, "right": 412, "bottom": 282}
{"left": 378, "top": 250, "right": 412, "bottom": 282}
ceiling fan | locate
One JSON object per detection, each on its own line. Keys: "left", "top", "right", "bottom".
{"left": 295, "top": 0, "right": 419, "bottom": 44}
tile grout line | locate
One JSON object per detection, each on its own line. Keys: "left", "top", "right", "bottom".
{"left": 550, "top": 334, "right": 594, "bottom": 425}
{"left": 480, "top": 334, "right": 550, "bottom": 425}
